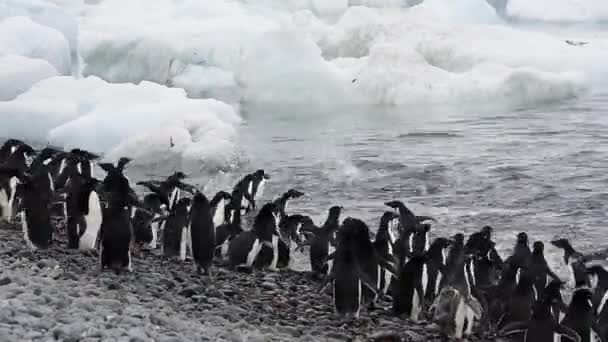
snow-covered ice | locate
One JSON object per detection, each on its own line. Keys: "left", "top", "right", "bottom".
{"left": 0, "top": 76, "right": 241, "bottom": 172}
{"left": 1, "top": 0, "right": 607, "bottom": 167}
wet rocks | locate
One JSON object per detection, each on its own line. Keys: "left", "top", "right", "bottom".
{"left": 0, "top": 277, "right": 11, "bottom": 286}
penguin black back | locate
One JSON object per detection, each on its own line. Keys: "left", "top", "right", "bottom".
{"left": 190, "top": 192, "right": 215, "bottom": 275}
{"left": 561, "top": 288, "right": 597, "bottom": 342}
{"left": 162, "top": 197, "right": 192, "bottom": 259}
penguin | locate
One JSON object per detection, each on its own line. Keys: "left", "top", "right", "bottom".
{"left": 300, "top": 206, "right": 342, "bottom": 278}
{"left": 500, "top": 280, "right": 582, "bottom": 342}
{"left": 210, "top": 190, "right": 231, "bottom": 228}
{"left": 374, "top": 212, "right": 400, "bottom": 294}
{"left": 319, "top": 217, "right": 383, "bottom": 319}
{"left": 0, "top": 139, "right": 26, "bottom": 163}
{"left": 501, "top": 267, "right": 536, "bottom": 329}
{"left": 392, "top": 223, "right": 432, "bottom": 321}
{"left": 1, "top": 167, "right": 54, "bottom": 250}
{"left": 279, "top": 214, "right": 312, "bottom": 248}
{"left": 432, "top": 233, "right": 482, "bottom": 338}
{"left": 424, "top": 237, "right": 452, "bottom": 305}
{"left": 227, "top": 202, "right": 280, "bottom": 271}
{"left": 160, "top": 197, "right": 192, "bottom": 260}
{"left": 273, "top": 188, "right": 305, "bottom": 226}
{"left": 507, "top": 232, "right": 532, "bottom": 269}
{"left": 131, "top": 192, "right": 165, "bottom": 251}
{"left": 189, "top": 191, "right": 215, "bottom": 275}
{"left": 137, "top": 171, "right": 194, "bottom": 212}
{"left": 343, "top": 217, "right": 397, "bottom": 307}
{"left": 551, "top": 239, "right": 593, "bottom": 289}
{"left": 384, "top": 200, "right": 435, "bottom": 264}
{"left": 231, "top": 174, "right": 255, "bottom": 215}
{"left": 530, "top": 241, "right": 561, "bottom": 297}
{"left": 0, "top": 142, "right": 35, "bottom": 222}
{"left": 98, "top": 168, "right": 141, "bottom": 274}
{"left": 256, "top": 215, "right": 313, "bottom": 270}
{"left": 215, "top": 200, "right": 243, "bottom": 261}
{"left": 439, "top": 233, "right": 466, "bottom": 291}
{"left": 586, "top": 265, "right": 608, "bottom": 340}
{"left": 560, "top": 287, "right": 601, "bottom": 342}
{"left": 64, "top": 173, "right": 103, "bottom": 250}
{"left": 249, "top": 169, "right": 270, "bottom": 209}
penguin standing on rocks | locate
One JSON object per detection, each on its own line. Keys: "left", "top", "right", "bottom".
{"left": 500, "top": 280, "right": 582, "bottom": 342}
{"left": 64, "top": 173, "right": 102, "bottom": 250}
{"left": 319, "top": 217, "right": 383, "bottom": 319}
{"left": 300, "top": 206, "right": 342, "bottom": 279}
{"left": 215, "top": 200, "right": 243, "bottom": 261}
{"left": 189, "top": 191, "right": 215, "bottom": 275}
{"left": 160, "top": 197, "right": 192, "bottom": 261}
{"left": 384, "top": 200, "right": 435, "bottom": 264}
{"left": 137, "top": 171, "right": 193, "bottom": 212}
{"left": 131, "top": 192, "right": 166, "bottom": 252}
{"left": 231, "top": 174, "right": 255, "bottom": 215}
{"left": 0, "top": 142, "right": 35, "bottom": 223}
{"left": 560, "top": 287, "right": 601, "bottom": 342}
{"left": 210, "top": 191, "right": 231, "bottom": 228}
{"left": 273, "top": 188, "right": 305, "bottom": 226}
{"left": 501, "top": 267, "right": 537, "bottom": 329}
{"left": 424, "top": 237, "right": 452, "bottom": 305}
{"left": 97, "top": 159, "right": 141, "bottom": 274}
{"left": 530, "top": 241, "right": 561, "bottom": 296}
{"left": 508, "top": 232, "right": 532, "bottom": 269}
{"left": 392, "top": 223, "right": 432, "bottom": 321}
{"left": 1, "top": 167, "right": 54, "bottom": 250}
{"left": 228, "top": 202, "right": 280, "bottom": 271}
{"left": 551, "top": 239, "right": 595, "bottom": 289}
{"left": 374, "top": 212, "right": 400, "bottom": 294}
{"left": 431, "top": 232, "right": 483, "bottom": 339}
{"left": 248, "top": 169, "right": 270, "bottom": 211}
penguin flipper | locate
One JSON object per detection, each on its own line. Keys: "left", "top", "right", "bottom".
{"left": 354, "top": 265, "right": 383, "bottom": 299}
{"left": 317, "top": 272, "right": 335, "bottom": 293}
{"left": 152, "top": 215, "right": 169, "bottom": 223}
{"left": 176, "top": 181, "right": 197, "bottom": 194}
{"left": 415, "top": 215, "right": 436, "bottom": 223}
{"left": 499, "top": 321, "right": 529, "bottom": 336}
{"left": 136, "top": 181, "right": 163, "bottom": 194}
{"left": 554, "top": 323, "right": 581, "bottom": 342}
{"left": 378, "top": 257, "right": 399, "bottom": 278}
{"left": 464, "top": 296, "right": 483, "bottom": 318}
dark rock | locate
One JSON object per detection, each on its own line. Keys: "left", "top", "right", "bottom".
{"left": 0, "top": 277, "right": 11, "bottom": 286}
{"left": 108, "top": 283, "right": 121, "bottom": 290}
{"left": 179, "top": 287, "right": 198, "bottom": 298}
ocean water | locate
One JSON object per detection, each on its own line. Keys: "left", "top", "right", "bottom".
{"left": 225, "top": 93, "right": 608, "bottom": 275}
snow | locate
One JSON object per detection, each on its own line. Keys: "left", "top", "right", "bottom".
{"left": 0, "top": 16, "right": 71, "bottom": 74}
{"left": 0, "top": 55, "right": 59, "bottom": 101}
{"left": 0, "top": 76, "right": 241, "bottom": 172}
{"left": 0, "top": 0, "right": 607, "bottom": 167}
{"left": 506, "top": 0, "right": 608, "bottom": 23}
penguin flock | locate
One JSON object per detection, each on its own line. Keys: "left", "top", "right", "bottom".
{"left": 2, "top": 138, "right": 608, "bottom": 342}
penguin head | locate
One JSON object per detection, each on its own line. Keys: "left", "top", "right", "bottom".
{"left": 550, "top": 238, "right": 575, "bottom": 263}
{"left": 516, "top": 232, "right": 528, "bottom": 245}
{"left": 285, "top": 189, "right": 304, "bottom": 199}
{"left": 532, "top": 241, "right": 544, "bottom": 254}
{"left": 384, "top": 200, "right": 403, "bottom": 210}
{"left": 481, "top": 225, "right": 493, "bottom": 239}
{"left": 16, "top": 143, "right": 35, "bottom": 156}
{"left": 411, "top": 223, "right": 431, "bottom": 255}
{"left": 451, "top": 233, "right": 465, "bottom": 246}
{"left": 253, "top": 169, "right": 269, "bottom": 180}
{"left": 379, "top": 211, "right": 399, "bottom": 228}
{"left": 327, "top": 205, "right": 343, "bottom": 221}
{"left": 431, "top": 237, "right": 452, "bottom": 250}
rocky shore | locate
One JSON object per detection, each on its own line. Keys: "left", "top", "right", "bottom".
{"left": 0, "top": 223, "right": 494, "bottom": 342}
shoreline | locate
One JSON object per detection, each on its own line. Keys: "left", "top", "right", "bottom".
{"left": 0, "top": 223, "right": 492, "bottom": 341}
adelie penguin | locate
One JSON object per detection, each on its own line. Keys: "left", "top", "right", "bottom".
{"left": 431, "top": 233, "right": 482, "bottom": 339}
{"left": 374, "top": 212, "right": 400, "bottom": 294}
{"left": 529, "top": 241, "right": 561, "bottom": 297}
{"left": 210, "top": 190, "right": 231, "bottom": 228}
{"left": 1, "top": 167, "right": 54, "bottom": 251}
{"left": 392, "top": 223, "right": 432, "bottom": 322}
{"left": 215, "top": 200, "right": 243, "bottom": 261}
{"left": 319, "top": 217, "right": 384, "bottom": 319}
{"left": 424, "top": 237, "right": 451, "bottom": 305}
{"left": 189, "top": 191, "right": 215, "bottom": 276}
{"left": 384, "top": 200, "right": 435, "bottom": 264}
{"left": 231, "top": 174, "right": 255, "bottom": 215}
{"left": 131, "top": 192, "right": 166, "bottom": 252}
{"left": 0, "top": 142, "right": 35, "bottom": 223}
{"left": 137, "top": 171, "right": 194, "bottom": 212}
{"left": 500, "top": 280, "right": 582, "bottom": 342}
{"left": 560, "top": 287, "right": 601, "bottom": 342}
{"left": 97, "top": 158, "right": 142, "bottom": 274}
{"left": 255, "top": 214, "right": 312, "bottom": 270}
{"left": 299, "top": 206, "right": 342, "bottom": 279}
{"left": 160, "top": 197, "right": 193, "bottom": 261}
{"left": 227, "top": 202, "right": 280, "bottom": 271}
{"left": 64, "top": 172, "right": 103, "bottom": 251}
{"left": 586, "top": 265, "right": 608, "bottom": 341}
{"left": 273, "top": 188, "right": 305, "bottom": 227}
{"left": 248, "top": 169, "right": 270, "bottom": 211}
